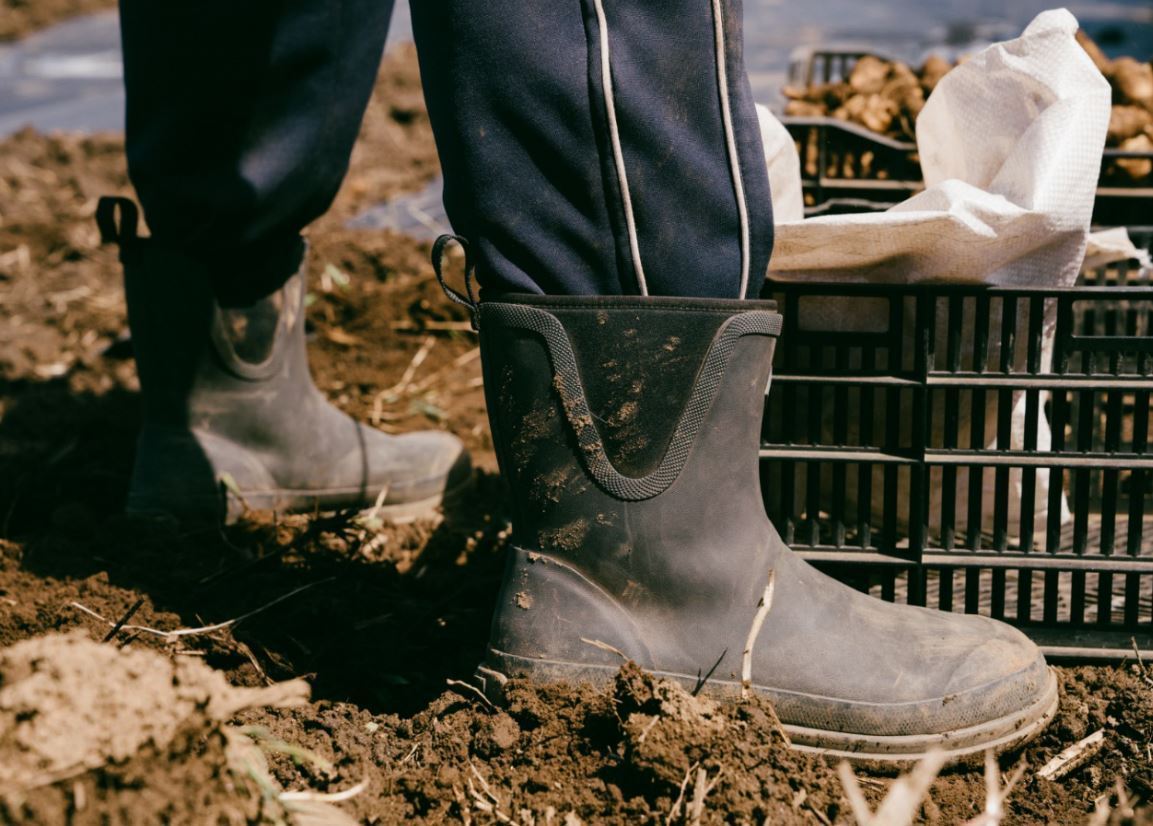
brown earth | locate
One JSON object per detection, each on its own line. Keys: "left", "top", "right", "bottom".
{"left": 0, "top": 0, "right": 117, "bottom": 42}
{"left": 2, "top": 39, "right": 1153, "bottom": 826}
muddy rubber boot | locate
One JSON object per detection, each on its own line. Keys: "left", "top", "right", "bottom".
{"left": 98, "top": 198, "right": 471, "bottom": 525}
{"left": 473, "top": 294, "right": 1057, "bottom": 764}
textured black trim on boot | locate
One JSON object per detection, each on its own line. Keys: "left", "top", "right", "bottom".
{"left": 476, "top": 293, "right": 1056, "bottom": 764}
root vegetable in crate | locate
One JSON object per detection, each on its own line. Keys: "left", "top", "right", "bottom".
{"left": 1111, "top": 57, "right": 1153, "bottom": 110}
{"left": 785, "top": 28, "right": 1153, "bottom": 186}
{"left": 1107, "top": 105, "right": 1153, "bottom": 145}
{"left": 764, "top": 10, "right": 1113, "bottom": 542}
{"left": 784, "top": 55, "right": 925, "bottom": 141}
{"left": 1117, "top": 133, "right": 1153, "bottom": 180}
{"left": 920, "top": 55, "right": 952, "bottom": 94}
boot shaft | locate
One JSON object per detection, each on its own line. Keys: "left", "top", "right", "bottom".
{"left": 98, "top": 197, "right": 318, "bottom": 433}
{"left": 479, "top": 295, "right": 781, "bottom": 603}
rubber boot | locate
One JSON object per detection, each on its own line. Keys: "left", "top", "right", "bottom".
{"left": 473, "top": 294, "right": 1057, "bottom": 764}
{"left": 98, "top": 197, "right": 471, "bottom": 525}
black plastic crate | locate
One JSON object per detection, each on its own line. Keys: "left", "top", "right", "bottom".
{"left": 781, "top": 48, "right": 1153, "bottom": 225}
{"left": 760, "top": 229, "right": 1153, "bottom": 660}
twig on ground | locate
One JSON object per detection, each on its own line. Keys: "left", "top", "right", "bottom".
{"left": 240, "top": 726, "right": 337, "bottom": 777}
{"left": 452, "top": 783, "right": 474, "bottom": 826}
{"left": 406, "top": 347, "right": 481, "bottom": 396}
{"left": 1037, "top": 729, "right": 1107, "bottom": 781}
{"left": 101, "top": 597, "right": 146, "bottom": 643}
{"left": 280, "top": 778, "right": 368, "bottom": 803}
{"left": 467, "top": 762, "right": 513, "bottom": 823}
{"left": 371, "top": 335, "right": 437, "bottom": 424}
{"left": 691, "top": 649, "right": 727, "bottom": 697}
{"left": 805, "top": 799, "right": 833, "bottom": 826}
{"left": 1130, "top": 637, "right": 1153, "bottom": 687}
{"left": 69, "top": 577, "right": 335, "bottom": 641}
{"left": 666, "top": 762, "right": 699, "bottom": 826}
{"left": 237, "top": 640, "right": 274, "bottom": 686}
{"left": 353, "top": 485, "right": 392, "bottom": 542}
{"left": 399, "top": 742, "right": 421, "bottom": 765}
{"left": 687, "top": 766, "right": 722, "bottom": 826}
{"left": 218, "top": 472, "right": 253, "bottom": 517}
{"left": 445, "top": 375, "right": 486, "bottom": 395}
{"left": 581, "top": 637, "right": 629, "bottom": 661}
{"left": 635, "top": 716, "right": 660, "bottom": 745}
{"left": 1088, "top": 795, "right": 1112, "bottom": 826}
{"left": 390, "top": 320, "right": 477, "bottom": 333}
{"left": 838, "top": 749, "right": 945, "bottom": 826}
{"left": 962, "top": 750, "right": 1027, "bottom": 825}
{"left": 1088, "top": 781, "right": 1134, "bottom": 826}
{"left": 741, "top": 571, "right": 775, "bottom": 701}
{"left": 447, "top": 678, "right": 496, "bottom": 712}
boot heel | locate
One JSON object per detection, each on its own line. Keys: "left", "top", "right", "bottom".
{"left": 486, "top": 547, "right": 652, "bottom": 676}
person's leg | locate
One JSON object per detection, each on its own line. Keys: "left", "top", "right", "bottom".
{"left": 413, "top": 1, "right": 1057, "bottom": 761}
{"left": 102, "top": 0, "right": 470, "bottom": 524}
{"left": 119, "top": 0, "right": 393, "bottom": 306}
{"left": 412, "top": 0, "right": 772, "bottom": 298}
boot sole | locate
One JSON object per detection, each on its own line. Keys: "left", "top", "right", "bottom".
{"left": 128, "top": 472, "right": 475, "bottom": 526}
{"left": 474, "top": 650, "right": 1060, "bottom": 767}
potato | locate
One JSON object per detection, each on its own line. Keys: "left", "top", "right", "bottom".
{"left": 784, "top": 44, "right": 1153, "bottom": 168}
{"left": 1111, "top": 57, "right": 1153, "bottom": 110}
{"left": 1115, "top": 133, "right": 1153, "bottom": 181}
{"left": 1107, "top": 105, "right": 1153, "bottom": 146}
{"left": 784, "top": 99, "right": 826, "bottom": 117}
{"left": 837, "top": 93, "right": 899, "bottom": 135}
{"left": 883, "top": 75, "right": 925, "bottom": 117}
{"left": 848, "top": 55, "right": 891, "bottom": 95}
{"left": 919, "top": 55, "right": 952, "bottom": 95}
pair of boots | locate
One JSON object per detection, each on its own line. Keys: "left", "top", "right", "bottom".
{"left": 103, "top": 199, "right": 1056, "bottom": 763}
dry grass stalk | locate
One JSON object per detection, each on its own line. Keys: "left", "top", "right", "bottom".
{"left": 370, "top": 334, "right": 437, "bottom": 425}
{"left": 407, "top": 347, "right": 481, "bottom": 396}
{"left": 1130, "top": 637, "right": 1153, "bottom": 689}
{"left": 686, "top": 766, "right": 722, "bottom": 826}
{"left": 962, "top": 750, "right": 1027, "bottom": 825}
{"left": 580, "top": 637, "right": 629, "bottom": 661}
{"left": 446, "top": 678, "right": 496, "bottom": 712}
{"left": 741, "top": 570, "right": 775, "bottom": 700}
{"left": 666, "top": 761, "right": 699, "bottom": 826}
{"left": 70, "top": 577, "right": 335, "bottom": 642}
{"left": 838, "top": 749, "right": 946, "bottom": 826}
{"left": 1087, "top": 780, "right": 1137, "bottom": 826}
{"left": 279, "top": 778, "right": 368, "bottom": 803}
{"left": 390, "top": 320, "right": 477, "bottom": 333}
{"left": 1037, "top": 729, "right": 1107, "bottom": 781}
{"left": 467, "top": 761, "right": 513, "bottom": 824}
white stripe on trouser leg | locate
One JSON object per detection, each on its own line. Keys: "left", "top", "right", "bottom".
{"left": 711, "top": 0, "right": 752, "bottom": 299}
{"left": 591, "top": 0, "right": 649, "bottom": 296}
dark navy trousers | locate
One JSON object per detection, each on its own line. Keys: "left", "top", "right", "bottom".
{"left": 119, "top": 0, "right": 773, "bottom": 303}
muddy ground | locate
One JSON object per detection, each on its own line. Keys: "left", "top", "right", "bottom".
{"left": 0, "top": 0, "right": 116, "bottom": 41}
{"left": 1, "top": 32, "right": 1153, "bottom": 826}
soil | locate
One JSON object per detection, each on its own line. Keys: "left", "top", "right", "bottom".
{"left": 0, "top": 0, "right": 116, "bottom": 42}
{"left": 1, "top": 29, "right": 1153, "bottom": 826}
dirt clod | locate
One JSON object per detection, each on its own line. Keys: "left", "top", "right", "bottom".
{"left": 0, "top": 632, "right": 318, "bottom": 824}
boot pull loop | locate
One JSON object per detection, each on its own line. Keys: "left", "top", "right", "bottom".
{"left": 432, "top": 234, "right": 480, "bottom": 331}
{"left": 96, "top": 196, "right": 139, "bottom": 246}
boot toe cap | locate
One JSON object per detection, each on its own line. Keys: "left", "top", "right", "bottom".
{"left": 365, "top": 429, "right": 473, "bottom": 505}
{"left": 768, "top": 611, "right": 1056, "bottom": 759}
